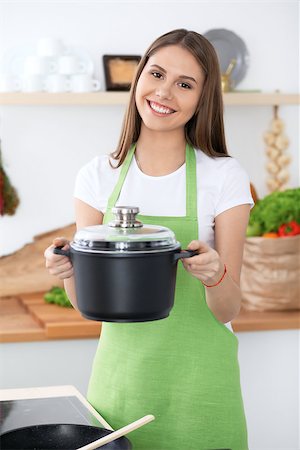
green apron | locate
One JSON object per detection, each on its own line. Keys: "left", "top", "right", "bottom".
{"left": 87, "top": 144, "right": 248, "bottom": 450}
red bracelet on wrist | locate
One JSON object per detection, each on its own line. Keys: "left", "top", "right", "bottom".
{"left": 203, "top": 264, "right": 227, "bottom": 288}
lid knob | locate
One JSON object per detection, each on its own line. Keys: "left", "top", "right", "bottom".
{"left": 109, "top": 206, "right": 143, "bottom": 228}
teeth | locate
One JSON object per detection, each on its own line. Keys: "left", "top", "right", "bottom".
{"left": 149, "top": 101, "right": 174, "bottom": 114}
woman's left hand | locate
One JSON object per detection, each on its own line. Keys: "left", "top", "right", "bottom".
{"left": 181, "top": 240, "right": 224, "bottom": 286}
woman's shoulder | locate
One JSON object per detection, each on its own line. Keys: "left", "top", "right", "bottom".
{"left": 195, "top": 150, "right": 251, "bottom": 190}
{"left": 80, "top": 153, "right": 115, "bottom": 171}
{"left": 195, "top": 149, "right": 245, "bottom": 173}
{"left": 77, "top": 153, "right": 120, "bottom": 180}
{"left": 74, "top": 153, "right": 120, "bottom": 211}
{"left": 195, "top": 149, "right": 253, "bottom": 212}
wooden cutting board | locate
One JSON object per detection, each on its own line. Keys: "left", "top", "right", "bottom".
{"left": 0, "top": 224, "right": 76, "bottom": 297}
{"left": 0, "top": 292, "right": 101, "bottom": 343}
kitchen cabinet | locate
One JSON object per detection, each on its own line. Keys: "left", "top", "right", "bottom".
{"left": 0, "top": 91, "right": 299, "bottom": 106}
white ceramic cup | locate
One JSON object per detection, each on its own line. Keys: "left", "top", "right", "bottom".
{"left": 57, "top": 55, "right": 87, "bottom": 75}
{"left": 45, "top": 74, "right": 71, "bottom": 93}
{"left": 21, "top": 75, "right": 46, "bottom": 92}
{"left": 70, "top": 74, "right": 100, "bottom": 92}
{"left": 24, "top": 56, "right": 57, "bottom": 76}
{"left": 0, "top": 75, "right": 21, "bottom": 92}
{"left": 37, "top": 37, "right": 64, "bottom": 57}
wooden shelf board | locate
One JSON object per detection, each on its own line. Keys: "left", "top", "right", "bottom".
{"left": 0, "top": 92, "right": 129, "bottom": 105}
{"left": 232, "top": 308, "right": 300, "bottom": 332}
{"left": 0, "top": 92, "right": 299, "bottom": 106}
{"left": 224, "top": 92, "right": 300, "bottom": 105}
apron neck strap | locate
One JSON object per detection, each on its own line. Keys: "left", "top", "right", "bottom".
{"left": 106, "top": 144, "right": 136, "bottom": 210}
{"left": 106, "top": 143, "right": 197, "bottom": 219}
{"left": 185, "top": 142, "right": 197, "bottom": 219}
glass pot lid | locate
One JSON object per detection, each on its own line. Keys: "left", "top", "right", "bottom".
{"left": 72, "top": 206, "right": 178, "bottom": 252}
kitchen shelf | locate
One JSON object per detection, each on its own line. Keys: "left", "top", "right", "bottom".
{"left": 224, "top": 92, "right": 299, "bottom": 105}
{"left": 0, "top": 92, "right": 129, "bottom": 105}
{"left": 0, "top": 91, "right": 299, "bottom": 106}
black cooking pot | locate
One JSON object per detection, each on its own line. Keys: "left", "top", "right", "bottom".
{"left": 0, "top": 424, "right": 131, "bottom": 449}
{"left": 54, "top": 206, "right": 197, "bottom": 323}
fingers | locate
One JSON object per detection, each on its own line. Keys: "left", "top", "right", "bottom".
{"left": 44, "top": 244, "right": 67, "bottom": 263}
{"left": 44, "top": 238, "right": 73, "bottom": 280}
{"left": 53, "top": 236, "right": 70, "bottom": 248}
{"left": 184, "top": 253, "right": 212, "bottom": 267}
{"left": 183, "top": 240, "right": 212, "bottom": 266}
{"left": 187, "top": 240, "right": 210, "bottom": 253}
{"left": 47, "top": 259, "right": 74, "bottom": 279}
{"left": 183, "top": 263, "right": 215, "bottom": 279}
{"left": 181, "top": 240, "right": 222, "bottom": 283}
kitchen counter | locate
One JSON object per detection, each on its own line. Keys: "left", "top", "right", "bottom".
{"left": 232, "top": 307, "right": 300, "bottom": 331}
{"left": 0, "top": 291, "right": 299, "bottom": 343}
{"left": 0, "top": 292, "right": 101, "bottom": 343}
{"left": 1, "top": 223, "right": 299, "bottom": 342}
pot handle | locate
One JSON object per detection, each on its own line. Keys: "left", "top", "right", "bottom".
{"left": 174, "top": 249, "right": 198, "bottom": 262}
{"left": 53, "top": 246, "right": 70, "bottom": 258}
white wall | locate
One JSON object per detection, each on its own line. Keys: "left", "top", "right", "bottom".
{"left": 0, "top": 0, "right": 299, "bottom": 255}
{"left": 1, "top": 329, "right": 299, "bottom": 450}
{"left": 0, "top": 4, "right": 299, "bottom": 447}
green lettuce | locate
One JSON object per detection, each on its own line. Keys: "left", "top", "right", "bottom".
{"left": 247, "top": 188, "right": 300, "bottom": 236}
{"left": 44, "top": 286, "right": 73, "bottom": 308}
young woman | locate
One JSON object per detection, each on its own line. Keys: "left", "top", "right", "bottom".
{"left": 45, "top": 29, "right": 253, "bottom": 449}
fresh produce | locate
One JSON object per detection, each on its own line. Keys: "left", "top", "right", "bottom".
{"left": 246, "top": 222, "right": 262, "bottom": 237}
{"left": 246, "top": 188, "right": 300, "bottom": 237}
{"left": 278, "top": 221, "right": 300, "bottom": 237}
{"left": 264, "top": 106, "right": 291, "bottom": 193}
{"left": 262, "top": 232, "right": 279, "bottom": 238}
{"left": 44, "top": 286, "right": 73, "bottom": 308}
{"left": 0, "top": 140, "right": 20, "bottom": 216}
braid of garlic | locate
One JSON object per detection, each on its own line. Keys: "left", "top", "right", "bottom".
{"left": 264, "top": 105, "right": 290, "bottom": 192}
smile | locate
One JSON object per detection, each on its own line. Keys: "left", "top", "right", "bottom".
{"left": 147, "top": 100, "right": 176, "bottom": 115}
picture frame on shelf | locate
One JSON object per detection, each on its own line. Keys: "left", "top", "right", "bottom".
{"left": 103, "top": 54, "right": 141, "bottom": 91}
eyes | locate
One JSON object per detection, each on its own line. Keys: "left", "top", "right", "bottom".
{"left": 150, "top": 71, "right": 192, "bottom": 90}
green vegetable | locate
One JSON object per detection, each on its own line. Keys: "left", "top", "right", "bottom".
{"left": 247, "top": 188, "right": 300, "bottom": 236}
{"left": 246, "top": 222, "right": 262, "bottom": 237}
{"left": 44, "top": 286, "right": 73, "bottom": 308}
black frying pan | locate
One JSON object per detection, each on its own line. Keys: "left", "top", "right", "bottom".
{"left": 0, "top": 424, "right": 132, "bottom": 449}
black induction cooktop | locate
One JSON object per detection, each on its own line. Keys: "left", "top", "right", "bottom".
{"left": 0, "top": 396, "right": 105, "bottom": 435}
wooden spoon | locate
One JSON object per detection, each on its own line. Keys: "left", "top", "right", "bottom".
{"left": 76, "top": 414, "right": 155, "bottom": 450}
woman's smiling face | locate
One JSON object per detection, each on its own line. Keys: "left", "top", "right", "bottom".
{"left": 135, "top": 45, "right": 205, "bottom": 134}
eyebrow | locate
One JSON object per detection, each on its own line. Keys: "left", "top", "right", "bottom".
{"left": 150, "top": 64, "right": 197, "bottom": 84}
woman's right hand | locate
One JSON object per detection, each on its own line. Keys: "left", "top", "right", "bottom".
{"left": 44, "top": 237, "right": 74, "bottom": 280}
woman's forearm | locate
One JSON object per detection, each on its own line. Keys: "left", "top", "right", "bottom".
{"left": 204, "top": 271, "right": 241, "bottom": 323}
{"left": 64, "top": 276, "right": 79, "bottom": 310}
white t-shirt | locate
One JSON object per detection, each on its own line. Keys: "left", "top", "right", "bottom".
{"left": 74, "top": 148, "right": 253, "bottom": 332}
{"left": 74, "top": 148, "right": 254, "bottom": 249}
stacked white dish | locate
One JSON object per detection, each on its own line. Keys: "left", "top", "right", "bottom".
{"left": 0, "top": 37, "right": 100, "bottom": 93}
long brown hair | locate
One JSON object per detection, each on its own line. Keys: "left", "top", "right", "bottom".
{"left": 111, "top": 29, "right": 228, "bottom": 167}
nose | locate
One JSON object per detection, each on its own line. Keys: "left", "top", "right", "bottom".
{"left": 155, "top": 81, "right": 173, "bottom": 100}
